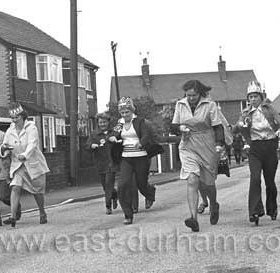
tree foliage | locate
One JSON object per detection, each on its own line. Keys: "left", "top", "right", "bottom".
{"left": 107, "top": 96, "right": 176, "bottom": 136}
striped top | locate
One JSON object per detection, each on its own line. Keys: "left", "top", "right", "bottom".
{"left": 121, "top": 123, "right": 147, "bottom": 157}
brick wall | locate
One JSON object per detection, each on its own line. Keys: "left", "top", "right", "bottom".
{"left": 0, "top": 44, "right": 10, "bottom": 109}
{"left": 45, "top": 151, "right": 70, "bottom": 190}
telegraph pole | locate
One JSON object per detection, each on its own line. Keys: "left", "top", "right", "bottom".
{"left": 70, "top": 0, "right": 79, "bottom": 186}
{"left": 111, "top": 41, "right": 120, "bottom": 101}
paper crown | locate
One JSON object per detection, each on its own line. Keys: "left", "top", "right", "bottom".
{"left": 247, "top": 81, "right": 262, "bottom": 95}
{"left": 9, "top": 104, "right": 24, "bottom": 117}
{"left": 118, "top": 97, "right": 136, "bottom": 112}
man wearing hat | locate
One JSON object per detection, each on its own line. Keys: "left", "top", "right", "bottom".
{"left": 234, "top": 81, "right": 280, "bottom": 225}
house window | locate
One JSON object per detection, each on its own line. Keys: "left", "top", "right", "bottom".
{"left": 78, "top": 63, "right": 85, "bottom": 88}
{"left": 36, "top": 54, "right": 63, "bottom": 83}
{"left": 56, "top": 118, "right": 66, "bottom": 135}
{"left": 16, "top": 51, "right": 28, "bottom": 79}
{"left": 85, "top": 68, "right": 92, "bottom": 91}
{"left": 43, "top": 116, "right": 56, "bottom": 152}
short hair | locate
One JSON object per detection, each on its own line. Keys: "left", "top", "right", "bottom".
{"left": 182, "top": 80, "right": 212, "bottom": 97}
{"left": 95, "top": 111, "right": 111, "bottom": 122}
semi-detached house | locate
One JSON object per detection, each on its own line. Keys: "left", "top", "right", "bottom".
{"left": 0, "top": 11, "right": 99, "bottom": 188}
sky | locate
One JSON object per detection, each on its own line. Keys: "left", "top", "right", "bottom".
{"left": 1, "top": 0, "right": 280, "bottom": 112}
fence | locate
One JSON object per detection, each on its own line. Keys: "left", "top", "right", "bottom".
{"left": 44, "top": 136, "right": 181, "bottom": 190}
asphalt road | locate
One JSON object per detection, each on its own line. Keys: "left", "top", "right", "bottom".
{"left": 1, "top": 165, "right": 280, "bottom": 273}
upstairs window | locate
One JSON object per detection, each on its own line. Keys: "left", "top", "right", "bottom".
{"left": 16, "top": 51, "right": 28, "bottom": 79}
{"left": 78, "top": 63, "right": 85, "bottom": 88}
{"left": 36, "top": 54, "right": 63, "bottom": 83}
{"left": 85, "top": 68, "right": 92, "bottom": 91}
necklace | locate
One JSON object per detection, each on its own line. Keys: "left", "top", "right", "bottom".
{"left": 124, "top": 120, "right": 132, "bottom": 130}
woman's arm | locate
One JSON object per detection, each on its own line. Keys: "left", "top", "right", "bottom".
{"left": 19, "top": 124, "right": 39, "bottom": 160}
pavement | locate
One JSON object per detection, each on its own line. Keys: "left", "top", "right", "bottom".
{"left": 1, "top": 160, "right": 247, "bottom": 217}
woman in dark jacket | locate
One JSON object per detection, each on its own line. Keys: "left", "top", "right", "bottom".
{"left": 109, "top": 97, "right": 156, "bottom": 225}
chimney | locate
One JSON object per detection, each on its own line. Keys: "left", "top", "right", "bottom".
{"left": 141, "top": 57, "right": 151, "bottom": 87}
{"left": 218, "top": 55, "right": 227, "bottom": 81}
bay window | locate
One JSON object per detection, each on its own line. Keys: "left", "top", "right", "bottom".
{"left": 36, "top": 54, "right": 63, "bottom": 83}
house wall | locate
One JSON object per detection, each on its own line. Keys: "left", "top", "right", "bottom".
{"left": 0, "top": 44, "right": 10, "bottom": 109}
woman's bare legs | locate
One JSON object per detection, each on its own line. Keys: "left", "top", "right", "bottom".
{"left": 10, "top": 186, "right": 21, "bottom": 226}
{"left": 187, "top": 173, "right": 199, "bottom": 219}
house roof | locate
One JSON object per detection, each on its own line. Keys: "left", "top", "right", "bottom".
{"left": 110, "top": 70, "right": 257, "bottom": 104}
{"left": 0, "top": 11, "right": 98, "bottom": 69}
{"left": 272, "top": 94, "right": 280, "bottom": 112}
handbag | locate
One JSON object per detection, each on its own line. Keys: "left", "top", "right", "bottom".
{"left": 218, "top": 158, "right": 230, "bottom": 177}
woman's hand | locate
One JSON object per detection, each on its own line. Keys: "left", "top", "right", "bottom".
{"left": 17, "top": 154, "right": 26, "bottom": 162}
{"left": 91, "top": 143, "right": 99, "bottom": 149}
{"left": 215, "top": 145, "right": 223, "bottom": 153}
{"left": 108, "top": 136, "right": 118, "bottom": 143}
{"left": 180, "top": 125, "right": 190, "bottom": 133}
{"left": 243, "top": 144, "right": 250, "bottom": 153}
{"left": 2, "top": 144, "right": 14, "bottom": 152}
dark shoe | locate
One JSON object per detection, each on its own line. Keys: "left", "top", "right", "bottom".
{"left": 40, "top": 214, "right": 47, "bottom": 224}
{"left": 106, "top": 208, "right": 112, "bottom": 215}
{"left": 10, "top": 218, "right": 16, "bottom": 228}
{"left": 197, "top": 202, "right": 208, "bottom": 214}
{"left": 16, "top": 203, "right": 22, "bottom": 221}
{"left": 112, "top": 198, "right": 118, "bottom": 210}
{"left": 184, "top": 217, "right": 199, "bottom": 232}
{"left": 3, "top": 217, "right": 13, "bottom": 225}
{"left": 270, "top": 211, "right": 277, "bottom": 221}
{"left": 132, "top": 208, "right": 138, "bottom": 214}
{"left": 249, "top": 214, "right": 259, "bottom": 226}
{"left": 123, "top": 217, "right": 133, "bottom": 225}
{"left": 210, "top": 202, "right": 220, "bottom": 225}
{"left": 145, "top": 199, "right": 154, "bottom": 209}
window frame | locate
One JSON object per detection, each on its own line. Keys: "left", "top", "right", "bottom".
{"left": 36, "top": 54, "right": 63, "bottom": 83}
{"left": 16, "top": 51, "right": 28, "bottom": 79}
{"left": 42, "top": 115, "right": 56, "bottom": 152}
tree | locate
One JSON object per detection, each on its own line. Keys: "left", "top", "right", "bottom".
{"left": 107, "top": 96, "right": 176, "bottom": 136}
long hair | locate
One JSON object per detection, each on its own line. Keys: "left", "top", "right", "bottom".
{"left": 182, "top": 80, "right": 212, "bottom": 97}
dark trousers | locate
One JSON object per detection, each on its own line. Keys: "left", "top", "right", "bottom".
{"left": 119, "top": 156, "right": 155, "bottom": 218}
{"left": 234, "top": 150, "right": 242, "bottom": 164}
{"left": 248, "top": 138, "right": 278, "bottom": 217}
{"left": 131, "top": 177, "right": 139, "bottom": 210}
{"left": 99, "top": 172, "right": 117, "bottom": 209}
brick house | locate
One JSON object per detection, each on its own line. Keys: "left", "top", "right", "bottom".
{"left": 110, "top": 55, "right": 259, "bottom": 125}
{"left": 0, "top": 11, "right": 99, "bottom": 188}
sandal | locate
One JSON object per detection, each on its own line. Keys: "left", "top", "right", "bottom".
{"left": 197, "top": 203, "right": 208, "bottom": 214}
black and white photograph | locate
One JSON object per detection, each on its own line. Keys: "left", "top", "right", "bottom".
{"left": 0, "top": 1, "right": 280, "bottom": 272}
